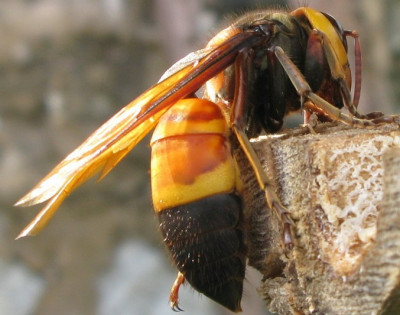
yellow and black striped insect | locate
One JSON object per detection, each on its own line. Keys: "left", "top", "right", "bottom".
{"left": 16, "top": 7, "right": 392, "bottom": 312}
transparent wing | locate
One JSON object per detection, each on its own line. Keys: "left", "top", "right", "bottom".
{"left": 15, "top": 30, "right": 260, "bottom": 238}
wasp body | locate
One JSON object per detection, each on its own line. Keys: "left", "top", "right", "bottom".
{"left": 17, "top": 7, "right": 386, "bottom": 312}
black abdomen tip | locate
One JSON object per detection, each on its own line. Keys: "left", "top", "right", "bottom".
{"left": 158, "top": 194, "right": 245, "bottom": 311}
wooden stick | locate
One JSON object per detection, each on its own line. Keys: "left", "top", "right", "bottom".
{"left": 238, "top": 122, "right": 400, "bottom": 314}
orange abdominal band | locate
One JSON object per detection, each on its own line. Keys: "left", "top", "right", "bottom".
{"left": 150, "top": 98, "right": 238, "bottom": 211}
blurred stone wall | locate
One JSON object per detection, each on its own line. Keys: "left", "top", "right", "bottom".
{"left": 1, "top": 1, "right": 169, "bottom": 314}
{"left": 387, "top": 0, "right": 400, "bottom": 107}
{"left": 1, "top": 1, "right": 397, "bottom": 315}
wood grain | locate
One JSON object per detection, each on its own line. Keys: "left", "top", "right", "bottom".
{"left": 239, "top": 122, "right": 400, "bottom": 314}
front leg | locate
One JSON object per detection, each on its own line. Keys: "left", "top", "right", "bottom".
{"left": 274, "top": 46, "right": 399, "bottom": 126}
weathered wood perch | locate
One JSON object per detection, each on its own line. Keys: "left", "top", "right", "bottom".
{"left": 239, "top": 122, "right": 400, "bottom": 314}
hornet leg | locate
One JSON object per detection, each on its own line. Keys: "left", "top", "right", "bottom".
{"left": 231, "top": 49, "right": 293, "bottom": 247}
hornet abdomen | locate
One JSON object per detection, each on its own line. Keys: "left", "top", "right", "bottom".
{"left": 150, "top": 98, "right": 245, "bottom": 311}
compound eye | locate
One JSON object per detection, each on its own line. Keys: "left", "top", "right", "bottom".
{"left": 322, "top": 12, "right": 348, "bottom": 51}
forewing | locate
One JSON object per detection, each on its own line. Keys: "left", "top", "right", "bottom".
{"left": 15, "top": 30, "right": 262, "bottom": 238}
